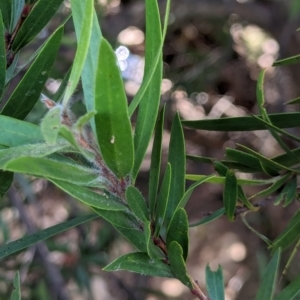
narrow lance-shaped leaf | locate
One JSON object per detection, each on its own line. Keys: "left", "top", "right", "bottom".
{"left": 114, "top": 226, "right": 147, "bottom": 252}
{"left": 186, "top": 174, "right": 280, "bottom": 186}
{"left": 144, "top": 221, "right": 157, "bottom": 259}
{"left": 249, "top": 174, "right": 290, "bottom": 199}
{"left": 10, "top": 271, "right": 21, "bottom": 300}
{"left": 0, "top": 116, "right": 44, "bottom": 147}
{"left": 182, "top": 112, "right": 300, "bottom": 131}
{"left": 0, "top": 143, "right": 69, "bottom": 168}
{"left": 148, "top": 106, "right": 165, "bottom": 218}
{"left": 1, "top": 26, "right": 63, "bottom": 120}
{"left": 214, "top": 161, "right": 254, "bottom": 209}
{"left": 62, "top": 0, "right": 93, "bottom": 106}
{"left": 0, "top": 214, "right": 97, "bottom": 259}
{"left": 165, "top": 113, "right": 185, "bottom": 227}
{"left": 3, "top": 156, "right": 101, "bottom": 187}
{"left": 50, "top": 179, "right": 126, "bottom": 211}
{"left": 167, "top": 208, "right": 189, "bottom": 261}
{"left": 94, "top": 38, "right": 134, "bottom": 178}
{"left": 128, "top": 0, "right": 171, "bottom": 116}
{"left": 93, "top": 207, "right": 141, "bottom": 230}
{"left": 168, "top": 241, "right": 193, "bottom": 289}
{"left": 237, "top": 144, "right": 298, "bottom": 174}
{"left": 274, "top": 275, "right": 300, "bottom": 300}
{"left": 271, "top": 210, "right": 300, "bottom": 253}
{"left": 189, "top": 208, "right": 225, "bottom": 227}
{"left": 223, "top": 170, "right": 238, "bottom": 221}
{"left": 132, "top": 0, "right": 163, "bottom": 180}
{"left": 226, "top": 148, "right": 263, "bottom": 172}
{"left": 273, "top": 54, "right": 300, "bottom": 67}
{"left": 103, "top": 252, "right": 174, "bottom": 278}
{"left": 154, "top": 163, "right": 171, "bottom": 237}
{"left": 0, "top": 12, "right": 5, "bottom": 98}
{"left": 126, "top": 186, "right": 149, "bottom": 222}
{"left": 205, "top": 265, "right": 225, "bottom": 300}
{"left": 10, "top": 0, "right": 24, "bottom": 33}
{"left": 186, "top": 154, "right": 259, "bottom": 173}
{"left": 12, "top": 0, "right": 64, "bottom": 51}
{"left": 72, "top": 1, "right": 102, "bottom": 134}
{"left": 255, "top": 248, "right": 281, "bottom": 300}
{"left": 274, "top": 176, "right": 297, "bottom": 207}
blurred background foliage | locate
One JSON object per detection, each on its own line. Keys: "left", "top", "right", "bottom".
{"left": 2, "top": 0, "right": 300, "bottom": 299}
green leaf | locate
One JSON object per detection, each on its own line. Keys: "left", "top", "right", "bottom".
{"left": 94, "top": 38, "right": 133, "bottom": 178}
{"left": 255, "top": 248, "right": 281, "bottom": 300}
{"left": 186, "top": 154, "right": 259, "bottom": 173}
{"left": 0, "top": 214, "right": 97, "bottom": 259}
{"left": 186, "top": 174, "right": 279, "bottom": 186}
{"left": 165, "top": 113, "right": 185, "bottom": 227}
{"left": 2, "top": 26, "right": 63, "bottom": 120}
{"left": 237, "top": 144, "right": 298, "bottom": 174}
{"left": 284, "top": 96, "right": 300, "bottom": 105}
{"left": 0, "top": 115, "right": 44, "bottom": 147}
{"left": 3, "top": 156, "right": 100, "bottom": 187}
{"left": 103, "top": 252, "right": 174, "bottom": 278}
{"left": 274, "top": 176, "right": 297, "bottom": 207}
{"left": 189, "top": 208, "right": 225, "bottom": 227}
{"left": 148, "top": 106, "right": 165, "bottom": 218}
{"left": 10, "top": 0, "right": 24, "bottom": 33}
{"left": 10, "top": 271, "right": 21, "bottom": 300}
{"left": 274, "top": 275, "right": 300, "bottom": 300}
{"left": 214, "top": 161, "right": 253, "bottom": 209}
{"left": 93, "top": 208, "right": 141, "bottom": 230}
{"left": 250, "top": 114, "right": 300, "bottom": 144}
{"left": 205, "top": 265, "right": 225, "bottom": 300}
{"left": 5, "top": 52, "right": 19, "bottom": 84}
{"left": 272, "top": 147, "right": 300, "bottom": 167}
{"left": 0, "top": 12, "right": 5, "bottom": 98}
{"left": 144, "top": 221, "right": 158, "bottom": 259}
{"left": 50, "top": 179, "right": 126, "bottom": 211}
{"left": 249, "top": 174, "right": 290, "bottom": 199}
{"left": 41, "top": 106, "right": 61, "bottom": 144}
{"left": 272, "top": 210, "right": 300, "bottom": 253}
{"left": 114, "top": 226, "right": 146, "bottom": 252}
{"left": 179, "top": 175, "right": 215, "bottom": 208}
{"left": 128, "top": 0, "right": 171, "bottom": 116}
{"left": 223, "top": 170, "right": 238, "bottom": 221}
{"left": 0, "top": 143, "right": 69, "bottom": 167}
{"left": 0, "top": 171, "right": 14, "bottom": 198}
{"left": 0, "top": 0, "right": 11, "bottom": 29}
{"left": 132, "top": 0, "right": 162, "bottom": 180}
{"left": 62, "top": 0, "right": 93, "bottom": 106}
{"left": 168, "top": 241, "right": 193, "bottom": 288}
{"left": 182, "top": 113, "right": 300, "bottom": 131}
{"left": 126, "top": 186, "right": 149, "bottom": 222}
{"left": 154, "top": 163, "right": 171, "bottom": 236}
{"left": 273, "top": 54, "right": 300, "bottom": 67}
{"left": 72, "top": 2, "right": 102, "bottom": 134}
{"left": 167, "top": 208, "right": 189, "bottom": 261}
{"left": 12, "top": 0, "right": 64, "bottom": 51}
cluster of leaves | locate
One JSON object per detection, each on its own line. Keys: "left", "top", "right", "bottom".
{"left": 1, "top": 0, "right": 300, "bottom": 299}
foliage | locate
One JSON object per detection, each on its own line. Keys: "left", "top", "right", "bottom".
{"left": 0, "top": 0, "right": 300, "bottom": 299}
